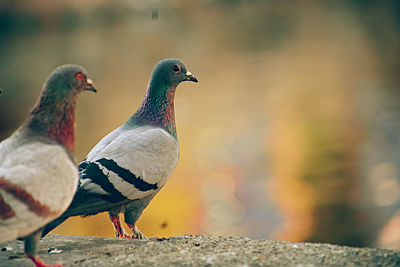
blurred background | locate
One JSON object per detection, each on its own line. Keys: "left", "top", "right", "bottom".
{"left": 0, "top": 0, "right": 399, "bottom": 249}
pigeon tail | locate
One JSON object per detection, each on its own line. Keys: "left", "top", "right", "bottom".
{"left": 41, "top": 217, "right": 68, "bottom": 238}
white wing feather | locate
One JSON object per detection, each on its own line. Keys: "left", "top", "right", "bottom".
{"left": 82, "top": 126, "right": 179, "bottom": 200}
{"left": 0, "top": 138, "right": 78, "bottom": 243}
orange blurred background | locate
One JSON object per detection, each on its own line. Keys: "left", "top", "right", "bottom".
{"left": 0, "top": 0, "right": 399, "bottom": 249}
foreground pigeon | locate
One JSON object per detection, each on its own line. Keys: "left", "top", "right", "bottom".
{"left": 42, "top": 58, "right": 198, "bottom": 239}
{"left": 0, "top": 65, "right": 96, "bottom": 267}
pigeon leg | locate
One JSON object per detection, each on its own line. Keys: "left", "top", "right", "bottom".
{"left": 109, "top": 212, "right": 130, "bottom": 238}
{"left": 124, "top": 209, "right": 147, "bottom": 239}
{"left": 26, "top": 255, "right": 63, "bottom": 267}
{"left": 25, "top": 228, "right": 63, "bottom": 267}
{"left": 126, "top": 223, "right": 148, "bottom": 240}
{"left": 123, "top": 194, "right": 156, "bottom": 239}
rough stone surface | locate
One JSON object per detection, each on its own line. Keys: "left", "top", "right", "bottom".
{"left": 0, "top": 234, "right": 399, "bottom": 267}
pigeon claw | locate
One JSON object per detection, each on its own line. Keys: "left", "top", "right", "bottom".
{"left": 27, "top": 254, "right": 63, "bottom": 267}
{"left": 127, "top": 223, "right": 148, "bottom": 240}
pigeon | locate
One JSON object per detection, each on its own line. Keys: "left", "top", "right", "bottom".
{"left": 42, "top": 58, "right": 198, "bottom": 239}
{"left": 0, "top": 65, "right": 96, "bottom": 267}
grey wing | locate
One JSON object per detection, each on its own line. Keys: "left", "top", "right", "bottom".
{"left": 79, "top": 126, "right": 179, "bottom": 201}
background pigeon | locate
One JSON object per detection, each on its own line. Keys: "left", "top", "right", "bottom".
{"left": 0, "top": 65, "right": 96, "bottom": 267}
{"left": 42, "top": 58, "right": 198, "bottom": 239}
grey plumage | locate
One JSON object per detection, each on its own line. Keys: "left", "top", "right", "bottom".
{"left": 0, "top": 64, "right": 95, "bottom": 267}
{"left": 43, "top": 59, "right": 198, "bottom": 239}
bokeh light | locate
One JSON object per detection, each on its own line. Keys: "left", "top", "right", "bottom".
{"left": 1, "top": 0, "right": 399, "bottom": 248}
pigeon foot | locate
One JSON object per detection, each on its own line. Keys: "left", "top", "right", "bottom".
{"left": 27, "top": 254, "right": 63, "bottom": 267}
{"left": 127, "top": 223, "right": 148, "bottom": 240}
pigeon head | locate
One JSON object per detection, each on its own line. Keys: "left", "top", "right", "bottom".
{"left": 44, "top": 64, "right": 97, "bottom": 98}
{"left": 25, "top": 64, "right": 96, "bottom": 151}
{"left": 149, "top": 58, "right": 198, "bottom": 88}
{"left": 130, "top": 58, "right": 198, "bottom": 136}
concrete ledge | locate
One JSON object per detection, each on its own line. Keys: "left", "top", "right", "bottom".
{"left": 1, "top": 234, "right": 399, "bottom": 266}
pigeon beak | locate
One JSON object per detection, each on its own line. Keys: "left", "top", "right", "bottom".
{"left": 185, "top": 71, "right": 198, "bottom": 83}
{"left": 85, "top": 78, "right": 97, "bottom": 93}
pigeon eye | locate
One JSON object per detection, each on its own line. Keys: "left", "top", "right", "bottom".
{"left": 76, "top": 72, "right": 83, "bottom": 81}
{"left": 172, "top": 65, "right": 181, "bottom": 73}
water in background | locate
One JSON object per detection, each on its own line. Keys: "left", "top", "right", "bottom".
{"left": 0, "top": 0, "right": 399, "bottom": 248}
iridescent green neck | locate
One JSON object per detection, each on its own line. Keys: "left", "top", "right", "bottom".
{"left": 128, "top": 83, "right": 177, "bottom": 137}
{"left": 23, "top": 88, "right": 77, "bottom": 152}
